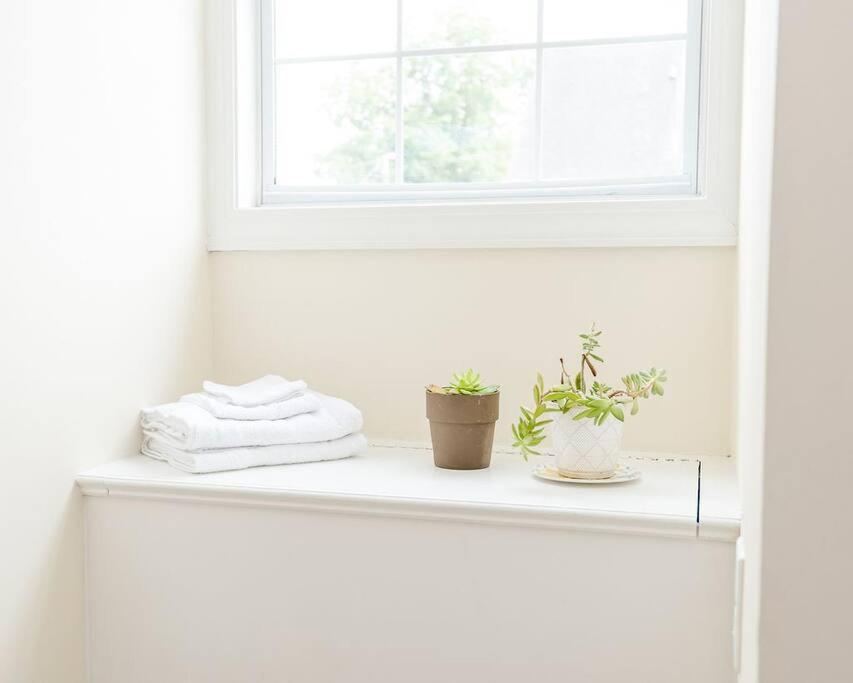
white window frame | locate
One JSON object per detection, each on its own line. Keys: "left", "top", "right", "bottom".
{"left": 206, "top": 0, "right": 743, "bottom": 250}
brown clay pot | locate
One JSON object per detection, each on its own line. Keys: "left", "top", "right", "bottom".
{"left": 426, "top": 390, "right": 500, "bottom": 470}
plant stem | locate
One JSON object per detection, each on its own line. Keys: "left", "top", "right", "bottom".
{"left": 584, "top": 354, "right": 598, "bottom": 377}
{"left": 608, "top": 376, "right": 656, "bottom": 400}
{"left": 580, "top": 353, "right": 597, "bottom": 393}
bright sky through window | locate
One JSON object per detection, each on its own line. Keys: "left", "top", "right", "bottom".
{"left": 263, "top": 0, "right": 699, "bottom": 202}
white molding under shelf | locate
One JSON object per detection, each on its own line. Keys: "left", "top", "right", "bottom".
{"left": 76, "top": 444, "right": 740, "bottom": 541}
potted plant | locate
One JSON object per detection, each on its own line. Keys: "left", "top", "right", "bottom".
{"left": 512, "top": 325, "right": 667, "bottom": 479}
{"left": 426, "top": 370, "right": 499, "bottom": 470}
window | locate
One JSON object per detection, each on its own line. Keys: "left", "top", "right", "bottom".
{"left": 261, "top": 0, "right": 703, "bottom": 204}
{"left": 206, "top": 0, "right": 741, "bottom": 249}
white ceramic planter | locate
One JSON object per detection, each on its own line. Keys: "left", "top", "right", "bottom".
{"left": 550, "top": 408, "right": 625, "bottom": 479}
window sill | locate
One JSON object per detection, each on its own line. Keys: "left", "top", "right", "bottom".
{"left": 76, "top": 443, "right": 739, "bottom": 541}
{"left": 207, "top": 195, "right": 737, "bottom": 250}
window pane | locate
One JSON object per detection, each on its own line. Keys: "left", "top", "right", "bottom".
{"left": 544, "top": 0, "right": 688, "bottom": 42}
{"left": 275, "top": 60, "right": 396, "bottom": 185}
{"left": 403, "top": 51, "right": 536, "bottom": 183}
{"left": 275, "top": 0, "right": 397, "bottom": 59}
{"left": 541, "top": 41, "right": 687, "bottom": 181}
{"left": 402, "top": 0, "right": 537, "bottom": 49}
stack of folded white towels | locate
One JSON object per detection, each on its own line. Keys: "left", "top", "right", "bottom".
{"left": 140, "top": 375, "right": 367, "bottom": 473}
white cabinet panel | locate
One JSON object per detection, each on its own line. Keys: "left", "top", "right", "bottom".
{"left": 79, "top": 447, "right": 738, "bottom": 682}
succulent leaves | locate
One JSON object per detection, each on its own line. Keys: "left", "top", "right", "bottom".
{"left": 441, "top": 368, "right": 498, "bottom": 396}
{"left": 513, "top": 325, "right": 667, "bottom": 459}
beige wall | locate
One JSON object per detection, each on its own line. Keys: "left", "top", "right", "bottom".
{"left": 755, "top": 0, "right": 853, "bottom": 680}
{"left": 0, "top": 2, "right": 210, "bottom": 682}
{"left": 212, "top": 247, "right": 734, "bottom": 456}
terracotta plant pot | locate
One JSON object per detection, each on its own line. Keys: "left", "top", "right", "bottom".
{"left": 426, "top": 390, "right": 500, "bottom": 470}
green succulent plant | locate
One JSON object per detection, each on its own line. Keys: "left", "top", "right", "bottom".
{"left": 427, "top": 369, "right": 498, "bottom": 396}
{"left": 512, "top": 324, "right": 667, "bottom": 459}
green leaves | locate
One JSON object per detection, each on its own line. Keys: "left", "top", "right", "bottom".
{"left": 580, "top": 323, "right": 603, "bottom": 358}
{"left": 445, "top": 369, "right": 498, "bottom": 396}
{"left": 589, "top": 380, "right": 612, "bottom": 397}
{"left": 511, "top": 325, "right": 669, "bottom": 460}
{"left": 619, "top": 367, "right": 667, "bottom": 414}
{"left": 513, "top": 376, "right": 556, "bottom": 460}
{"left": 570, "top": 397, "right": 622, "bottom": 425}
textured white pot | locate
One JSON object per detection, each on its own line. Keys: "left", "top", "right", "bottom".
{"left": 550, "top": 408, "right": 625, "bottom": 479}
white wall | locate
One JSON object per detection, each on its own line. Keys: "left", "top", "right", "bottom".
{"left": 212, "top": 247, "right": 734, "bottom": 456}
{"left": 0, "top": 2, "right": 210, "bottom": 682}
{"left": 736, "top": 0, "right": 778, "bottom": 679}
{"left": 753, "top": 1, "right": 853, "bottom": 680}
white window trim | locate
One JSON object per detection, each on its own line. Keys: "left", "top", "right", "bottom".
{"left": 206, "top": 0, "right": 742, "bottom": 250}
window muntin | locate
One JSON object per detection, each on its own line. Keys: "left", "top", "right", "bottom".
{"left": 262, "top": 0, "right": 702, "bottom": 204}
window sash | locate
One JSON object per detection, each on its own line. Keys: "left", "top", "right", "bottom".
{"left": 260, "top": 0, "right": 704, "bottom": 204}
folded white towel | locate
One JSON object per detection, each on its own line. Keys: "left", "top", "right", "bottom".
{"left": 141, "top": 392, "right": 362, "bottom": 451}
{"left": 180, "top": 392, "right": 321, "bottom": 421}
{"left": 142, "top": 432, "right": 367, "bottom": 473}
{"left": 202, "top": 375, "right": 306, "bottom": 407}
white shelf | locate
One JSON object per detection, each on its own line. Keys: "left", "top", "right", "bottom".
{"left": 698, "top": 455, "right": 740, "bottom": 539}
{"left": 77, "top": 444, "right": 739, "bottom": 541}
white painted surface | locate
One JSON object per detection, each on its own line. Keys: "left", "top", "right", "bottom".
{"left": 80, "top": 446, "right": 738, "bottom": 683}
{"left": 735, "top": 0, "right": 778, "bottom": 678}
{"left": 78, "top": 446, "right": 708, "bottom": 537}
{"left": 698, "top": 456, "right": 740, "bottom": 540}
{"left": 732, "top": 537, "right": 746, "bottom": 674}
{"left": 755, "top": 1, "right": 853, "bottom": 680}
{"left": 0, "top": 2, "right": 209, "bottom": 681}
{"left": 211, "top": 247, "right": 735, "bottom": 458}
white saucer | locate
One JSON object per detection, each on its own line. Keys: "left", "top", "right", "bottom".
{"left": 533, "top": 463, "right": 641, "bottom": 484}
